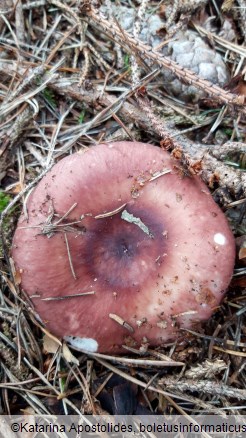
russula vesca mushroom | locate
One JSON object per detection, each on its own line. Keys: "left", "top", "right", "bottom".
{"left": 12, "top": 141, "right": 235, "bottom": 353}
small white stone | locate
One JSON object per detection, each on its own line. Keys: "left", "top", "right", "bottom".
{"left": 64, "top": 336, "right": 98, "bottom": 352}
{"left": 214, "top": 233, "right": 226, "bottom": 245}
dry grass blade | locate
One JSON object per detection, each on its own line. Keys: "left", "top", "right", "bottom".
{"left": 212, "top": 346, "right": 246, "bottom": 357}
{"left": 70, "top": 348, "right": 184, "bottom": 367}
{"left": 193, "top": 22, "right": 246, "bottom": 57}
{"left": 0, "top": 58, "right": 65, "bottom": 118}
{"left": 64, "top": 232, "right": 77, "bottom": 280}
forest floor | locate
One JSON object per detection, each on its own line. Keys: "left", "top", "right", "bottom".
{"left": 0, "top": 0, "right": 246, "bottom": 420}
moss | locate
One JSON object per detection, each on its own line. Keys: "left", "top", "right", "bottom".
{"left": 78, "top": 109, "right": 86, "bottom": 124}
{"left": 0, "top": 191, "right": 11, "bottom": 213}
{"left": 42, "top": 88, "right": 57, "bottom": 108}
{"left": 0, "top": 191, "right": 13, "bottom": 257}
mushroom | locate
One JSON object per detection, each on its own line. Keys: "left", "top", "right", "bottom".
{"left": 12, "top": 141, "right": 235, "bottom": 353}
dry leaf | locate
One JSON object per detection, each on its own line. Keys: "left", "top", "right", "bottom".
{"left": 62, "top": 343, "right": 79, "bottom": 366}
{"left": 239, "top": 247, "right": 246, "bottom": 260}
{"left": 9, "top": 257, "right": 22, "bottom": 285}
{"left": 43, "top": 333, "right": 60, "bottom": 354}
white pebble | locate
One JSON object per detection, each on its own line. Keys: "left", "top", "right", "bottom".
{"left": 64, "top": 336, "right": 98, "bottom": 352}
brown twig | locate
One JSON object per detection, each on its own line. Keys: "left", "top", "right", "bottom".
{"left": 159, "top": 377, "right": 246, "bottom": 400}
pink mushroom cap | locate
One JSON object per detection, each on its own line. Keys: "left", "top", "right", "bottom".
{"left": 12, "top": 141, "right": 235, "bottom": 353}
